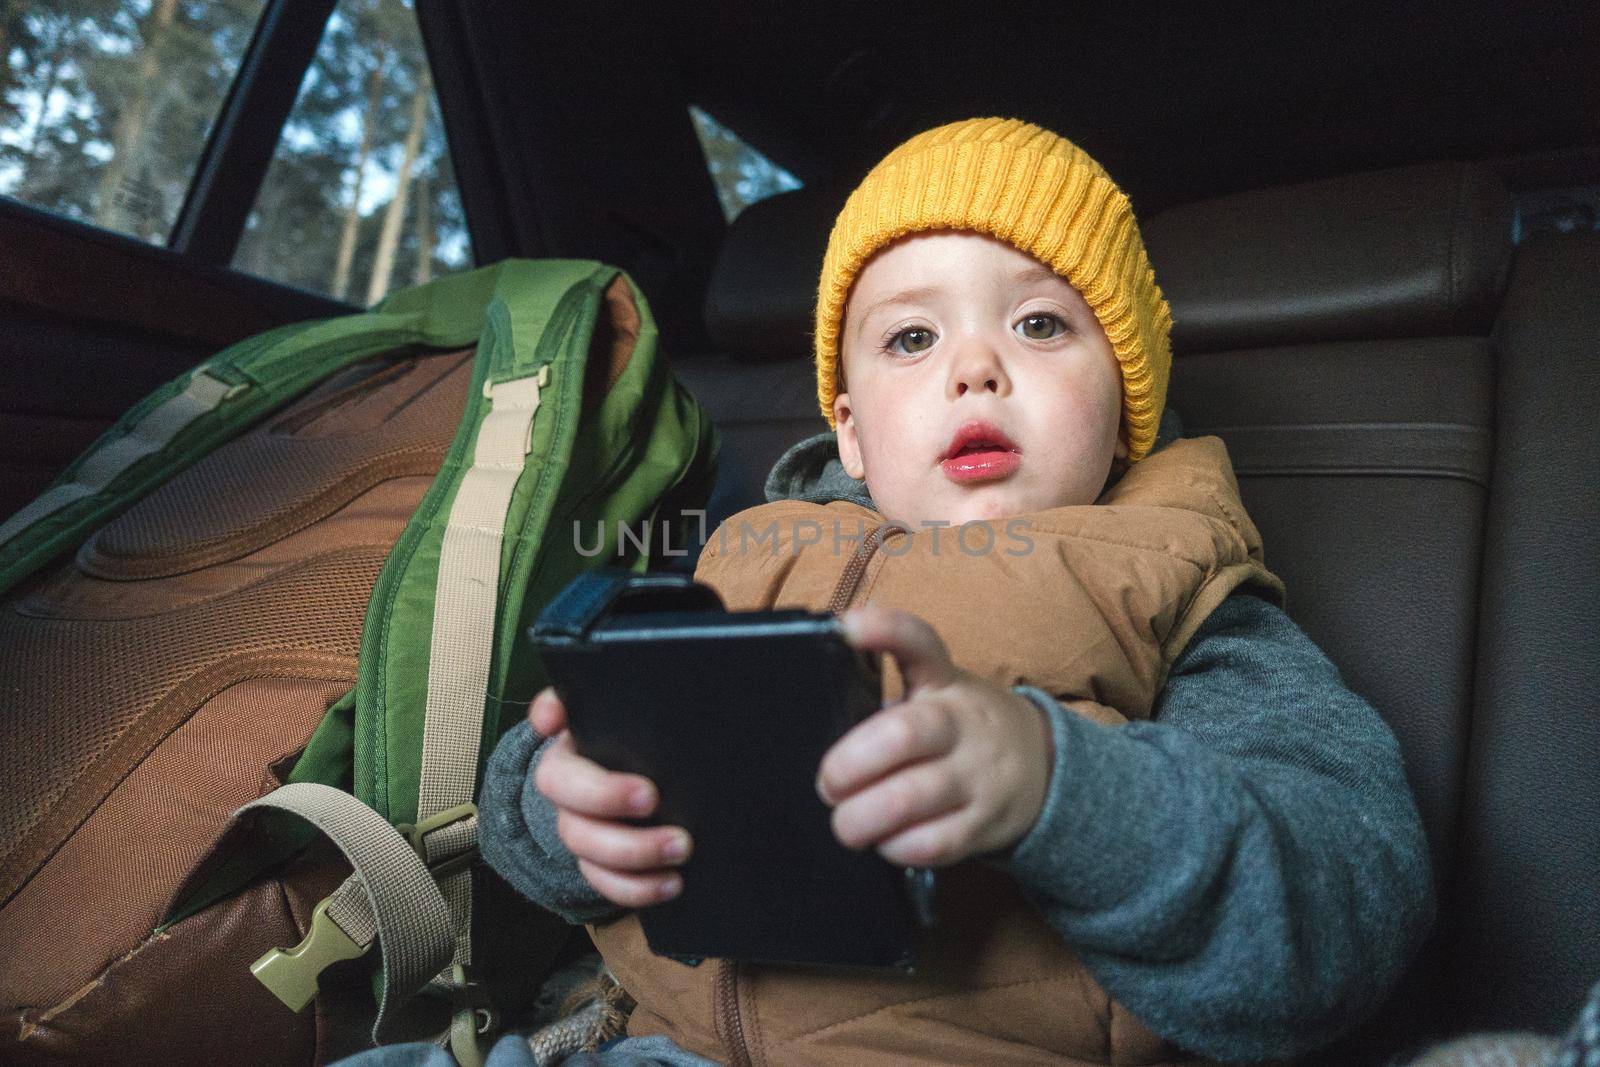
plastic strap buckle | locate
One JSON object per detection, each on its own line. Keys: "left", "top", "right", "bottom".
{"left": 250, "top": 896, "right": 367, "bottom": 1012}
{"left": 399, "top": 801, "right": 479, "bottom": 879}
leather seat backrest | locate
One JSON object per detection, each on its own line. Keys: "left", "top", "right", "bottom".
{"left": 1150, "top": 165, "right": 1600, "bottom": 1050}
{"left": 1449, "top": 227, "right": 1600, "bottom": 1037}
{"left": 670, "top": 189, "right": 845, "bottom": 532}
{"left": 1141, "top": 167, "right": 1511, "bottom": 1058}
{"left": 1143, "top": 163, "right": 1510, "bottom": 887}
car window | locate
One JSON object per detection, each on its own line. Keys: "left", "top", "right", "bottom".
{"left": 230, "top": 0, "right": 469, "bottom": 304}
{"left": 1512, "top": 183, "right": 1600, "bottom": 243}
{"left": 690, "top": 105, "right": 801, "bottom": 223}
{"left": 0, "top": 0, "right": 268, "bottom": 245}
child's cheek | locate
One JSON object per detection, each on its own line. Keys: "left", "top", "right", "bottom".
{"left": 855, "top": 386, "right": 928, "bottom": 518}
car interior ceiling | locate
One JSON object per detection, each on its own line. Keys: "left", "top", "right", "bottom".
{"left": 0, "top": 1, "right": 1596, "bottom": 1063}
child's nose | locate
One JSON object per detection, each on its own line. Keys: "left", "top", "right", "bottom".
{"left": 946, "top": 337, "right": 1011, "bottom": 399}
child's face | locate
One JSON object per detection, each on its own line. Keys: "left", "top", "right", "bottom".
{"left": 834, "top": 231, "right": 1126, "bottom": 527}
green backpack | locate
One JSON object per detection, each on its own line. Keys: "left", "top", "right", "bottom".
{"left": 0, "top": 259, "right": 718, "bottom": 1065}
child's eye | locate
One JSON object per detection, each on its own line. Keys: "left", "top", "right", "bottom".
{"left": 886, "top": 327, "right": 937, "bottom": 354}
{"left": 1015, "top": 313, "right": 1067, "bottom": 340}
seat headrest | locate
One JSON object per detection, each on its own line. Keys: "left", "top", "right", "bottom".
{"left": 703, "top": 187, "right": 843, "bottom": 363}
{"left": 702, "top": 162, "right": 1513, "bottom": 362}
{"left": 1144, "top": 163, "right": 1513, "bottom": 352}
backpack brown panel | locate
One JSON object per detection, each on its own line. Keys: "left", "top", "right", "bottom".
{"left": 582, "top": 276, "right": 641, "bottom": 410}
{"left": 81, "top": 350, "right": 474, "bottom": 579}
{"left": 23, "top": 476, "right": 433, "bottom": 620}
{"left": 0, "top": 551, "right": 387, "bottom": 909}
{"left": 0, "top": 672, "right": 352, "bottom": 1008}
{"left": 0, "top": 350, "right": 475, "bottom": 909}
{"left": 3, "top": 845, "right": 348, "bottom": 1066}
{"left": 0, "top": 344, "right": 477, "bottom": 1061}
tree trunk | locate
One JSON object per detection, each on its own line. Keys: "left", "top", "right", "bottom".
{"left": 0, "top": 4, "right": 12, "bottom": 73}
{"left": 92, "top": 0, "right": 180, "bottom": 233}
{"left": 331, "top": 60, "right": 387, "bottom": 300}
{"left": 365, "top": 72, "right": 430, "bottom": 305}
{"left": 238, "top": 175, "right": 283, "bottom": 277}
{"left": 0, "top": 1, "right": 17, "bottom": 80}
{"left": 413, "top": 174, "right": 433, "bottom": 285}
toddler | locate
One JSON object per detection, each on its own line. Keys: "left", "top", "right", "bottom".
{"left": 481, "top": 118, "right": 1434, "bottom": 1066}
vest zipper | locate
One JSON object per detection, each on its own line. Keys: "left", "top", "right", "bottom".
{"left": 826, "top": 521, "right": 898, "bottom": 615}
{"left": 714, "top": 521, "right": 897, "bottom": 1065}
{"left": 715, "top": 959, "right": 754, "bottom": 1067}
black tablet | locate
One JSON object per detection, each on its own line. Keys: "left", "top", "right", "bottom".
{"left": 529, "top": 569, "right": 931, "bottom": 970}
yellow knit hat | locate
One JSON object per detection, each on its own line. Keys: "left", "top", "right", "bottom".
{"left": 814, "top": 117, "right": 1173, "bottom": 462}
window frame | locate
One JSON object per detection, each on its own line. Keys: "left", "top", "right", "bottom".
{"left": 0, "top": 0, "right": 501, "bottom": 306}
{"left": 167, "top": 0, "right": 339, "bottom": 265}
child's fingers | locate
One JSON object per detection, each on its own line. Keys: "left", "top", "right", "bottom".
{"left": 528, "top": 686, "right": 568, "bottom": 737}
{"left": 556, "top": 809, "right": 692, "bottom": 871}
{"left": 839, "top": 604, "right": 959, "bottom": 692}
{"left": 817, "top": 699, "right": 959, "bottom": 804}
{"left": 577, "top": 858, "right": 682, "bottom": 909}
{"left": 829, "top": 759, "right": 967, "bottom": 851}
{"left": 534, "top": 732, "right": 658, "bottom": 819}
{"left": 874, "top": 809, "right": 976, "bottom": 868}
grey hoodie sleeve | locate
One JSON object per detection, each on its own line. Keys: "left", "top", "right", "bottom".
{"left": 998, "top": 592, "right": 1435, "bottom": 1062}
{"left": 478, "top": 718, "right": 622, "bottom": 926}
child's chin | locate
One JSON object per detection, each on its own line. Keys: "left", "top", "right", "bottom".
{"left": 947, "top": 484, "right": 1098, "bottom": 524}
{"left": 945, "top": 489, "right": 1025, "bottom": 525}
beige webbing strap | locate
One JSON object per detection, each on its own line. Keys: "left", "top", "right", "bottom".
{"left": 242, "top": 783, "right": 455, "bottom": 1041}
{"left": 0, "top": 369, "right": 240, "bottom": 548}
{"left": 323, "top": 872, "right": 380, "bottom": 950}
{"left": 419, "top": 365, "right": 550, "bottom": 965}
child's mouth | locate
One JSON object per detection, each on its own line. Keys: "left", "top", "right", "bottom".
{"left": 941, "top": 446, "right": 1021, "bottom": 483}
{"left": 939, "top": 421, "right": 1021, "bottom": 484}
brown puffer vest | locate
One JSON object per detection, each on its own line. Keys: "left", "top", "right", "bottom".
{"left": 588, "top": 435, "right": 1285, "bottom": 1067}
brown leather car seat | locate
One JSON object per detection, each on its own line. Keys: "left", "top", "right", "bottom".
{"left": 1450, "top": 224, "right": 1600, "bottom": 1038}
{"left": 1144, "top": 164, "right": 1504, "bottom": 1061}
{"left": 669, "top": 162, "right": 1599, "bottom": 1060}
{"left": 1144, "top": 166, "right": 1600, "bottom": 1052}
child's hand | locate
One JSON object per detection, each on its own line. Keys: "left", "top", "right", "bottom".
{"left": 818, "top": 604, "right": 1055, "bottom": 867}
{"left": 529, "top": 688, "right": 692, "bottom": 908}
